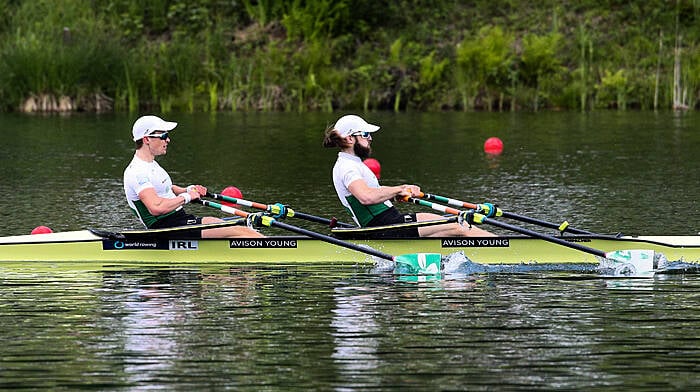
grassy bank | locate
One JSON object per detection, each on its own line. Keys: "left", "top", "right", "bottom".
{"left": 0, "top": 0, "right": 698, "bottom": 113}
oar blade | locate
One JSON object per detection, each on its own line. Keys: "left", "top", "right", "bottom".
{"left": 601, "top": 249, "right": 660, "bottom": 277}
{"left": 394, "top": 253, "right": 442, "bottom": 275}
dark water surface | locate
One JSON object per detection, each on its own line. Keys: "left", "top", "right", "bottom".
{"left": 1, "top": 111, "right": 698, "bottom": 235}
{"left": 1, "top": 111, "right": 699, "bottom": 389}
{"left": 2, "top": 264, "right": 700, "bottom": 390}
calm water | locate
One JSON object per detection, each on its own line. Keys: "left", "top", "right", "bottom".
{"left": 1, "top": 111, "right": 698, "bottom": 236}
{"left": 1, "top": 111, "right": 699, "bottom": 389}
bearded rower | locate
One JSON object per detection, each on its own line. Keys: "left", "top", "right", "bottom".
{"left": 322, "top": 114, "right": 494, "bottom": 238}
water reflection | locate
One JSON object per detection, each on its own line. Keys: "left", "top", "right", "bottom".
{"left": 121, "top": 287, "right": 179, "bottom": 385}
{"left": 100, "top": 270, "right": 200, "bottom": 388}
{"left": 331, "top": 287, "right": 382, "bottom": 389}
{"left": 3, "top": 265, "right": 700, "bottom": 389}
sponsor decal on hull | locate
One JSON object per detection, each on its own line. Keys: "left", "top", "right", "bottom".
{"left": 169, "top": 240, "right": 199, "bottom": 250}
{"left": 103, "top": 240, "right": 166, "bottom": 250}
{"left": 103, "top": 240, "right": 200, "bottom": 250}
{"left": 563, "top": 238, "right": 592, "bottom": 243}
{"left": 441, "top": 238, "right": 511, "bottom": 248}
{"left": 229, "top": 239, "right": 298, "bottom": 248}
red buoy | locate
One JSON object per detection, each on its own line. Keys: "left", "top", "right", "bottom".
{"left": 484, "top": 137, "right": 504, "bottom": 155}
{"left": 221, "top": 186, "right": 243, "bottom": 207}
{"left": 31, "top": 226, "right": 53, "bottom": 235}
{"left": 363, "top": 158, "right": 382, "bottom": 179}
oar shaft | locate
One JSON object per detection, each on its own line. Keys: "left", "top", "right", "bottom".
{"left": 408, "top": 197, "right": 462, "bottom": 215}
{"left": 269, "top": 220, "right": 396, "bottom": 261}
{"left": 198, "top": 199, "right": 397, "bottom": 261}
{"left": 500, "top": 213, "right": 591, "bottom": 234}
{"left": 420, "top": 192, "right": 593, "bottom": 235}
{"left": 407, "top": 196, "right": 606, "bottom": 257}
{"left": 207, "top": 192, "right": 354, "bottom": 228}
{"left": 207, "top": 192, "right": 268, "bottom": 210}
{"left": 473, "top": 214, "right": 606, "bottom": 258}
{"left": 291, "top": 211, "right": 348, "bottom": 227}
{"left": 421, "top": 192, "right": 478, "bottom": 209}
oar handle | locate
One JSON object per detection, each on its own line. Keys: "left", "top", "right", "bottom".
{"left": 197, "top": 199, "right": 397, "bottom": 262}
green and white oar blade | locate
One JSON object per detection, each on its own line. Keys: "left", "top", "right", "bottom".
{"left": 394, "top": 253, "right": 442, "bottom": 275}
{"left": 600, "top": 249, "right": 658, "bottom": 277}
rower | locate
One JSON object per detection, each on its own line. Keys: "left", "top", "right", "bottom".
{"left": 123, "top": 115, "right": 264, "bottom": 239}
{"left": 322, "top": 114, "right": 495, "bottom": 238}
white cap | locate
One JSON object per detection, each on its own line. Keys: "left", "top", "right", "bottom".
{"left": 132, "top": 115, "right": 178, "bottom": 141}
{"left": 334, "top": 115, "right": 380, "bottom": 137}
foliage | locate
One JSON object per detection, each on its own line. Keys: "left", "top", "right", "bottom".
{"left": 596, "top": 69, "right": 631, "bottom": 109}
{"left": 282, "top": 0, "right": 348, "bottom": 42}
{"left": 0, "top": 0, "right": 127, "bottom": 110}
{"left": 242, "top": 0, "right": 282, "bottom": 27}
{"left": 455, "top": 25, "right": 514, "bottom": 110}
{"left": 0, "top": 0, "right": 699, "bottom": 112}
{"left": 520, "top": 32, "right": 563, "bottom": 111}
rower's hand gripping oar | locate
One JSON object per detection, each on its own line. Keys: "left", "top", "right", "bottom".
{"left": 417, "top": 192, "right": 594, "bottom": 235}
{"left": 206, "top": 192, "right": 354, "bottom": 228}
{"left": 197, "top": 199, "right": 441, "bottom": 275}
{"left": 407, "top": 197, "right": 664, "bottom": 275}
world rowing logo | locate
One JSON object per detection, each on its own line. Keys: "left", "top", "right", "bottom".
{"left": 102, "top": 240, "right": 166, "bottom": 250}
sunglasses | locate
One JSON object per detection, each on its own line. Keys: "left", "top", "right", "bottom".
{"left": 352, "top": 131, "right": 372, "bottom": 139}
{"left": 146, "top": 132, "right": 170, "bottom": 140}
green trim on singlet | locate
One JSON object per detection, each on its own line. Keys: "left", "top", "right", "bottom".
{"left": 131, "top": 200, "right": 178, "bottom": 228}
{"left": 345, "top": 195, "right": 391, "bottom": 227}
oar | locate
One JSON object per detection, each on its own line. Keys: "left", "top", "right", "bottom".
{"left": 408, "top": 197, "right": 660, "bottom": 274}
{"left": 418, "top": 192, "right": 594, "bottom": 235}
{"left": 197, "top": 199, "right": 441, "bottom": 275}
{"left": 404, "top": 196, "right": 472, "bottom": 217}
{"left": 206, "top": 192, "right": 354, "bottom": 228}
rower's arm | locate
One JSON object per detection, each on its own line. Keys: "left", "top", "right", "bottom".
{"left": 173, "top": 184, "right": 207, "bottom": 196}
{"left": 347, "top": 179, "right": 417, "bottom": 205}
{"left": 138, "top": 187, "right": 196, "bottom": 216}
{"left": 172, "top": 184, "right": 188, "bottom": 195}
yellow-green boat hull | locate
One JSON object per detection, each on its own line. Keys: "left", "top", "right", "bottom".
{"left": 1, "top": 230, "right": 699, "bottom": 265}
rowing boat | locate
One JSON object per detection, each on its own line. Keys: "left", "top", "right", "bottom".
{"left": 1, "top": 228, "right": 698, "bottom": 265}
